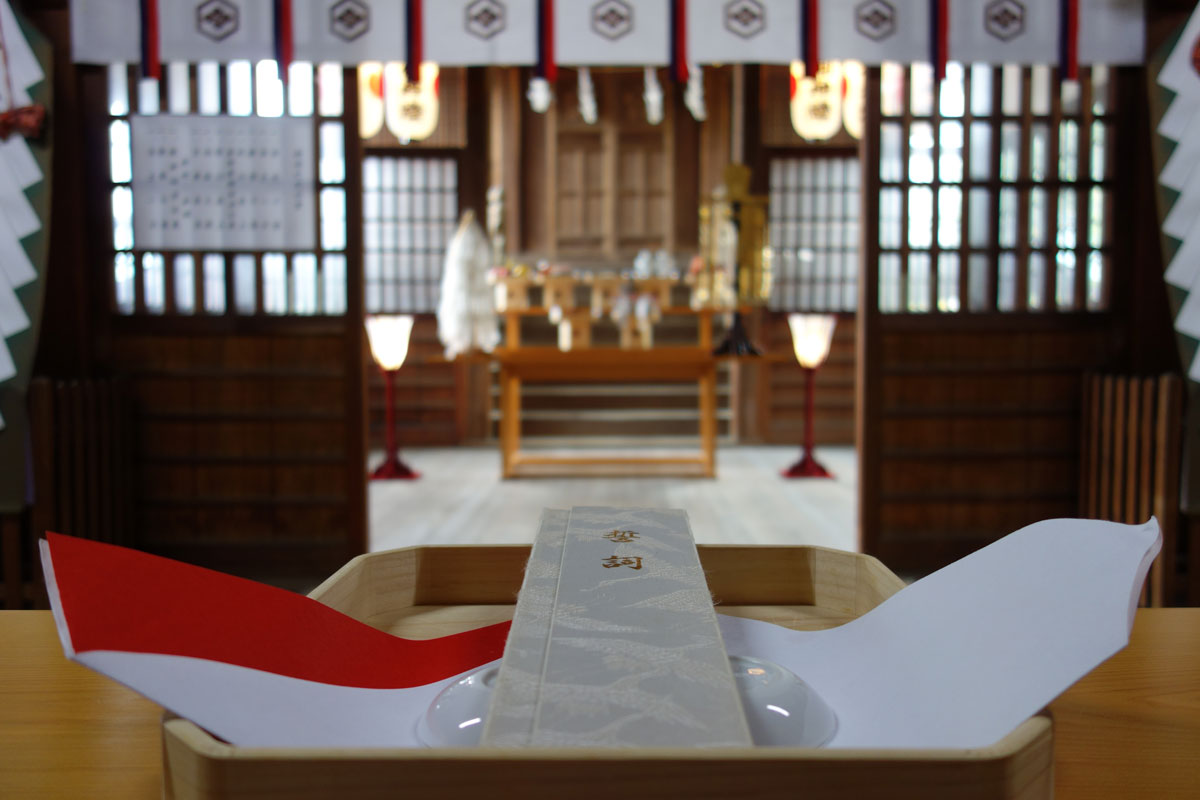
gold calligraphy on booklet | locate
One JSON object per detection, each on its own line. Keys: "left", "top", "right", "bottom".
{"left": 601, "top": 556, "right": 643, "bottom": 570}
{"left": 603, "top": 529, "right": 640, "bottom": 543}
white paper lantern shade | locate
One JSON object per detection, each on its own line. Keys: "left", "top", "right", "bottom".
{"left": 789, "top": 61, "right": 866, "bottom": 142}
{"left": 358, "top": 62, "right": 385, "bottom": 139}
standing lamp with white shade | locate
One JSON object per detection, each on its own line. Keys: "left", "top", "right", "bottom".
{"left": 365, "top": 315, "right": 419, "bottom": 480}
{"left": 782, "top": 314, "right": 837, "bottom": 479}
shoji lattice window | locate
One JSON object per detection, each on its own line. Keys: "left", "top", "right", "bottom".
{"left": 106, "top": 60, "right": 348, "bottom": 316}
{"left": 362, "top": 154, "right": 457, "bottom": 313}
{"left": 876, "top": 63, "right": 1113, "bottom": 313}
{"left": 768, "top": 155, "right": 860, "bottom": 311}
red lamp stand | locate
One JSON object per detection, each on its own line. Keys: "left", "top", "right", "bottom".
{"left": 782, "top": 365, "right": 832, "bottom": 479}
{"left": 371, "top": 366, "right": 420, "bottom": 480}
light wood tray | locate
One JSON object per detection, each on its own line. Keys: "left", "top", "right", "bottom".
{"left": 161, "top": 545, "right": 1053, "bottom": 800}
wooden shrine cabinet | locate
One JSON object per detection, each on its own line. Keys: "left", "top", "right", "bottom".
{"left": 518, "top": 69, "right": 699, "bottom": 259}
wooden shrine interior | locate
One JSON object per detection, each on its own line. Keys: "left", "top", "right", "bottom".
{"left": 1, "top": 0, "right": 1197, "bottom": 608}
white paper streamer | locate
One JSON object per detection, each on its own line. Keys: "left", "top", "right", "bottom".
{"left": 0, "top": 0, "right": 44, "bottom": 407}
{"left": 720, "top": 518, "right": 1160, "bottom": 749}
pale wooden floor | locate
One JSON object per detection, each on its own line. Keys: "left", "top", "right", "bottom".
{"left": 369, "top": 445, "right": 858, "bottom": 552}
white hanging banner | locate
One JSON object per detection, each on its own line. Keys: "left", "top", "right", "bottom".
{"left": 1, "top": 0, "right": 42, "bottom": 102}
{"left": 70, "top": 0, "right": 139, "bottom": 64}
{"left": 1165, "top": 215, "right": 1200, "bottom": 291}
{"left": 0, "top": 277, "right": 29, "bottom": 339}
{"left": 0, "top": 138, "right": 41, "bottom": 190}
{"left": 1159, "top": 115, "right": 1200, "bottom": 192}
{"left": 1158, "top": 94, "right": 1197, "bottom": 141}
{"left": 0, "top": 338, "right": 14, "bottom": 385}
{"left": 1159, "top": 1, "right": 1200, "bottom": 95}
{"left": 1078, "top": 0, "right": 1145, "bottom": 67}
{"left": 556, "top": 0, "right": 669, "bottom": 66}
{"left": 947, "top": 1, "right": 1059, "bottom": 65}
{"left": 131, "top": 115, "right": 316, "bottom": 251}
{"left": 70, "top": 0, "right": 1145, "bottom": 67}
{"left": 0, "top": 213, "right": 37, "bottom": 291}
{"left": 820, "top": 0, "right": 930, "bottom": 64}
{"left": 423, "top": 0, "right": 537, "bottom": 66}
{"left": 1156, "top": 1, "right": 1200, "bottom": 387}
{"left": 0, "top": 161, "right": 39, "bottom": 239}
{"left": 292, "top": 0, "right": 406, "bottom": 65}
{"left": 1175, "top": 265, "right": 1200, "bottom": 340}
{"left": 158, "top": 0, "right": 274, "bottom": 64}
{"left": 1164, "top": 178, "right": 1200, "bottom": 240}
{"left": 687, "top": 0, "right": 799, "bottom": 65}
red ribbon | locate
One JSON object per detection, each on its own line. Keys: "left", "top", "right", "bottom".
{"left": 671, "top": 0, "right": 688, "bottom": 83}
{"left": 803, "top": 0, "right": 820, "bottom": 79}
{"left": 139, "top": 0, "right": 160, "bottom": 81}
{"left": 274, "top": 0, "right": 294, "bottom": 80}
{"left": 1060, "top": 0, "right": 1079, "bottom": 81}
{"left": 47, "top": 532, "right": 512, "bottom": 690}
{"left": 406, "top": 0, "right": 423, "bottom": 85}
{"left": 930, "top": 0, "right": 949, "bottom": 82}
{"left": 538, "top": 0, "right": 557, "bottom": 82}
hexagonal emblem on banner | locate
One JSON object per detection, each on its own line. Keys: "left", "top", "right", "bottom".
{"left": 330, "top": 0, "right": 370, "bottom": 42}
{"left": 592, "top": 0, "right": 634, "bottom": 41}
{"left": 855, "top": 0, "right": 896, "bottom": 42}
{"left": 985, "top": 0, "right": 1025, "bottom": 41}
{"left": 724, "top": 0, "right": 766, "bottom": 39}
{"left": 466, "top": 0, "right": 506, "bottom": 40}
{"left": 196, "top": 0, "right": 239, "bottom": 42}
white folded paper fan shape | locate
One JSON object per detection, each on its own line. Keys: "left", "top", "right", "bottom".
{"left": 42, "top": 517, "right": 1158, "bottom": 750}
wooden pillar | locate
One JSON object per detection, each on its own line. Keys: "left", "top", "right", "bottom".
{"left": 342, "top": 66, "right": 368, "bottom": 559}
{"left": 857, "top": 67, "right": 884, "bottom": 556}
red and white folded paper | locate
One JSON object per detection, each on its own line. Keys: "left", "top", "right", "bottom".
{"left": 41, "top": 532, "right": 509, "bottom": 747}
{"left": 43, "top": 514, "right": 1160, "bottom": 750}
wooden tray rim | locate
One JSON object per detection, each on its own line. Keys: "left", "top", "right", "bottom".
{"left": 163, "top": 543, "right": 1052, "bottom": 765}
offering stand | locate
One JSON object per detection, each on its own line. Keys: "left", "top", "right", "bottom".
{"left": 495, "top": 305, "right": 719, "bottom": 478}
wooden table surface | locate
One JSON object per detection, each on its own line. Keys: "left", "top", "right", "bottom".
{"left": 2, "top": 608, "right": 1197, "bottom": 799}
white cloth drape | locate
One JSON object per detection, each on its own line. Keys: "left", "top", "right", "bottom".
{"left": 70, "top": 0, "right": 1145, "bottom": 67}
{"left": 436, "top": 213, "right": 497, "bottom": 360}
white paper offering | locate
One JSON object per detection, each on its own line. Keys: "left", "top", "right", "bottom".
{"left": 42, "top": 517, "right": 1159, "bottom": 751}
{"left": 720, "top": 517, "right": 1160, "bottom": 749}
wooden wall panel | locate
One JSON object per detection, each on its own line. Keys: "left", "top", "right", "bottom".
{"left": 862, "top": 318, "right": 1117, "bottom": 574}
{"left": 109, "top": 325, "right": 361, "bottom": 582}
